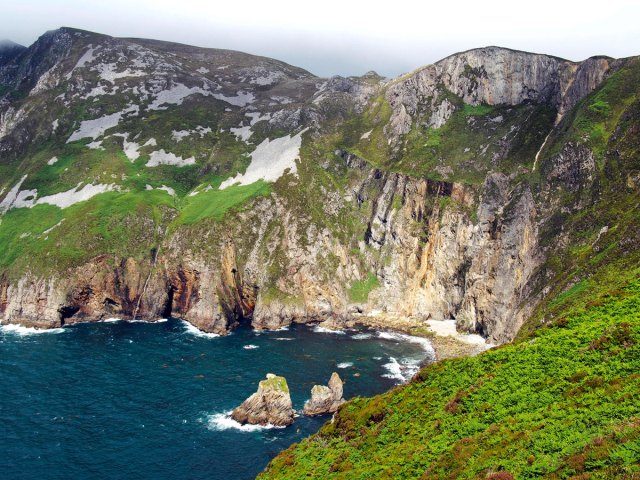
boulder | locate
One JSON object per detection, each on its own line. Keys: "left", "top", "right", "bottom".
{"left": 303, "top": 372, "right": 346, "bottom": 416}
{"left": 231, "top": 373, "right": 295, "bottom": 426}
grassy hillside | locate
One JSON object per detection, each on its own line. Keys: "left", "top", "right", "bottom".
{"left": 260, "top": 279, "right": 640, "bottom": 479}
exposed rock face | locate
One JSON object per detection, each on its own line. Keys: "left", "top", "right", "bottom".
{"left": 303, "top": 372, "right": 346, "bottom": 416}
{"left": 385, "top": 47, "right": 617, "bottom": 143}
{"left": 231, "top": 374, "right": 295, "bottom": 427}
{"left": 0, "top": 28, "right": 635, "bottom": 346}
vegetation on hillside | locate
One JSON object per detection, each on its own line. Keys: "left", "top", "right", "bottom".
{"left": 261, "top": 280, "right": 640, "bottom": 479}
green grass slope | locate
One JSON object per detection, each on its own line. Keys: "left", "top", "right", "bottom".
{"left": 260, "top": 280, "right": 640, "bottom": 479}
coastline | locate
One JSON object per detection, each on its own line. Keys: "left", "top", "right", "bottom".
{"left": 2, "top": 312, "right": 491, "bottom": 363}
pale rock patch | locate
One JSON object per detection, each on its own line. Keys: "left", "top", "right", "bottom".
{"left": 213, "top": 91, "right": 255, "bottom": 107}
{"left": 37, "top": 183, "right": 118, "bottom": 209}
{"left": 171, "top": 126, "right": 212, "bottom": 142}
{"left": 146, "top": 149, "right": 196, "bottom": 167}
{"left": 113, "top": 133, "right": 141, "bottom": 161}
{"left": 219, "top": 128, "right": 307, "bottom": 189}
{"left": 67, "top": 105, "right": 139, "bottom": 143}
{"left": 148, "top": 84, "right": 212, "bottom": 110}
{"left": 87, "top": 140, "right": 104, "bottom": 150}
{"left": 95, "top": 63, "right": 146, "bottom": 83}
{"left": 67, "top": 45, "right": 96, "bottom": 79}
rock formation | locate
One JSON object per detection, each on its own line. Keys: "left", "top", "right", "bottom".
{"left": 0, "top": 27, "right": 637, "bottom": 346}
{"left": 231, "top": 374, "right": 295, "bottom": 427}
{"left": 303, "top": 372, "right": 346, "bottom": 416}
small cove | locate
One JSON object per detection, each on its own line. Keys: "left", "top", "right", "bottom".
{"left": 1, "top": 319, "right": 433, "bottom": 480}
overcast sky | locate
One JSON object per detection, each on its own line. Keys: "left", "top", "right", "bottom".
{"left": 3, "top": 0, "right": 639, "bottom": 77}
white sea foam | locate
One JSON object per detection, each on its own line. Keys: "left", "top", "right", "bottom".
{"left": 382, "top": 357, "right": 404, "bottom": 381}
{"left": 273, "top": 337, "right": 294, "bottom": 341}
{"left": 243, "top": 344, "right": 259, "bottom": 350}
{"left": 377, "top": 331, "right": 434, "bottom": 354}
{"left": 337, "top": 362, "right": 353, "bottom": 369}
{"left": 313, "top": 326, "right": 346, "bottom": 335}
{"left": 351, "top": 333, "right": 373, "bottom": 340}
{"left": 0, "top": 324, "right": 66, "bottom": 335}
{"left": 181, "top": 320, "right": 220, "bottom": 339}
{"left": 206, "top": 411, "right": 284, "bottom": 432}
{"left": 381, "top": 356, "right": 422, "bottom": 383}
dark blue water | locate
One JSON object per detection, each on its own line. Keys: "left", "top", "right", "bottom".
{"left": 0, "top": 319, "right": 433, "bottom": 480}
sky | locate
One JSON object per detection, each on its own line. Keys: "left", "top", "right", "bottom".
{"left": 2, "top": 0, "right": 639, "bottom": 77}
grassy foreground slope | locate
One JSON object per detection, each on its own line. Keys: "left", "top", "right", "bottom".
{"left": 261, "top": 281, "right": 640, "bottom": 479}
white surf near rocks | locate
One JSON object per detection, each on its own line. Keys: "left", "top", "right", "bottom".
{"left": 219, "top": 128, "right": 307, "bottom": 189}
{"left": 206, "top": 411, "right": 283, "bottom": 432}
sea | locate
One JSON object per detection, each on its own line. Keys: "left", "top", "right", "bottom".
{"left": 0, "top": 319, "right": 434, "bottom": 480}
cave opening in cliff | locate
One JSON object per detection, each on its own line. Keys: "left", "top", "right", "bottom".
{"left": 162, "top": 286, "right": 175, "bottom": 319}
{"left": 58, "top": 305, "right": 80, "bottom": 326}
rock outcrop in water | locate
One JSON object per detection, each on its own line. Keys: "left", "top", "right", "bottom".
{"left": 231, "top": 374, "right": 295, "bottom": 427}
{"left": 303, "top": 372, "right": 346, "bottom": 416}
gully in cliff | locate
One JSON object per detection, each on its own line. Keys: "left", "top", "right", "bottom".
{"left": 231, "top": 373, "right": 295, "bottom": 427}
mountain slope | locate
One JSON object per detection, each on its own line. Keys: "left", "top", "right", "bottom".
{"left": 0, "top": 28, "right": 638, "bottom": 346}
{"left": 260, "top": 279, "right": 640, "bottom": 479}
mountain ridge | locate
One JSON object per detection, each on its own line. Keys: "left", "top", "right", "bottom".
{"left": 1, "top": 25, "right": 639, "bottom": 479}
{"left": 0, "top": 26, "right": 637, "bottom": 343}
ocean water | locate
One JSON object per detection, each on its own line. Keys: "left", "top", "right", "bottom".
{"left": 0, "top": 319, "right": 433, "bottom": 480}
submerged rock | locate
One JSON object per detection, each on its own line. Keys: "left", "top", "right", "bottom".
{"left": 303, "top": 372, "right": 346, "bottom": 416}
{"left": 231, "top": 373, "right": 295, "bottom": 426}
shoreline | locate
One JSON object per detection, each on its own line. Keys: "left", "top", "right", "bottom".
{"left": 1, "top": 313, "right": 492, "bottom": 363}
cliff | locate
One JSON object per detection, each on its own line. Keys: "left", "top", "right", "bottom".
{"left": 0, "top": 29, "right": 638, "bottom": 348}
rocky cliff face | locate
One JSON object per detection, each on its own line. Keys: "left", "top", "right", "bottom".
{"left": 1, "top": 28, "right": 637, "bottom": 345}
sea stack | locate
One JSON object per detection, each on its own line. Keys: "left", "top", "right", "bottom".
{"left": 231, "top": 373, "right": 295, "bottom": 427}
{"left": 303, "top": 372, "right": 346, "bottom": 416}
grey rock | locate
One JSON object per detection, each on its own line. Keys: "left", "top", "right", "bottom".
{"left": 303, "top": 372, "right": 346, "bottom": 416}
{"left": 231, "top": 373, "right": 295, "bottom": 427}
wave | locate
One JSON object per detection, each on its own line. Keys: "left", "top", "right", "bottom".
{"left": 206, "top": 412, "right": 285, "bottom": 432}
{"left": 351, "top": 332, "right": 373, "bottom": 340}
{"left": 273, "top": 337, "right": 294, "bottom": 341}
{"left": 337, "top": 362, "right": 353, "bottom": 369}
{"left": 181, "top": 320, "right": 220, "bottom": 339}
{"left": 0, "top": 324, "right": 66, "bottom": 335}
{"left": 381, "top": 356, "right": 422, "bottom": 383}
{"left": 313, "top": 326, "right": 346, "bottom": 334}
{"left": 243, "top": 344, "right": 259, "bottom": 350}
{"left": 377, "top": 331, "right": 435, "bottom": 355}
